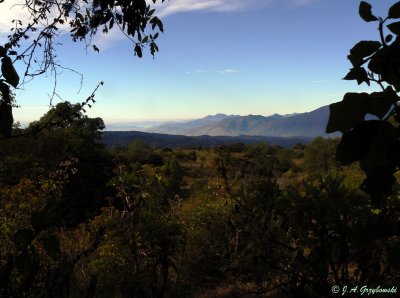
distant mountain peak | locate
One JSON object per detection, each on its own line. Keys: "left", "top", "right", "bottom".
{"left": 269, "top": 113, "right": 284, "bottom": 119}
{"left": 203, "top": 113, "right": 229, "bottom": 120}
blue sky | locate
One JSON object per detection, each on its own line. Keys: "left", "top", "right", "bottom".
{"left": 1, "top": 0, "right": 398, "bottom": 124}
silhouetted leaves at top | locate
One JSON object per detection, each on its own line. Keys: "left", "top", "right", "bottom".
{"left": 134, "top": 44, "right": 143, "bottom": 58}
{"left": 0, "top": 46, "right": 5, "bottom": 57}
{"left": 67, "top": 0, "right": 165, "bottom": 58}
{"left": 367, "top": 40, "right": 400, "bottom": 91}
{"left": 387, "top": 21, "right": 400, "bottom": 35}
{"left": 350, "top": 40, "right": 381, "bottom": 58}
{"left": 326, "top": 91, "right": 399, "bottom": 133}
{"left": 343, "top": 67, "right": 370, "bottom": 85}
{"left": 347, "top": 53, "right": 364, "bottom": 68}
{"left": 1, "top": 56, "right": 19, "bottom": 88}
{"left": 359, "top": 1, "right": 378, "bottom": 22}
{"left": 327, "top": 1, "right": 400, "bottom": 198}
{"left": 388, "top": 2, "right": 400, "bottom": 19}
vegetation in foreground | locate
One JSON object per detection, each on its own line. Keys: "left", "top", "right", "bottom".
{"left": 1, "top": 104, "right": 400, "bottom": 297}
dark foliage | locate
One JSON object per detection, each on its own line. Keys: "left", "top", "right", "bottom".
{"left": 327, "top": 1, "right": 400, "bottom": 204}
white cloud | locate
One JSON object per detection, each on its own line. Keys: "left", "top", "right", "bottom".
{"left": 216, "top": 68, "right": 241, "bottom": 74}
{"left": 186, "top": 68, "right": 240, "bottom": 74}
{"left": 0, "top": 1, "right": 30, "bottom": 41}
{"left": 155, "top": 0, "right": 273, "bottom": 17}
{"left": 154, "top": 0, "right": 320, "bottom": 16}
{"left": 290, "top": 0, "right": 319, "bottom": 7}
{"left": 91, "top": 29, "right": 126, "bottom": 51}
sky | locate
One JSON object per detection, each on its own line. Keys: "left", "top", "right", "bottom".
{"left": 0, "top": 0, "right": 398, "bottom": 125}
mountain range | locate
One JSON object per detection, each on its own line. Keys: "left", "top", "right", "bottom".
{"left": 143, "top": 105, "right": 339, "bottom": 138}
{"left": 101, "top": 105, "right": 340, "bottom": 149}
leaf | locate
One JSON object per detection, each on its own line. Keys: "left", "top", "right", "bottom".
{"left": 385, "top": 34, "right": 394, "bottom": 43}
{"left": 109, "top": 17, "right": 114, "bottom": 29}
{"left": 388, "top": 2, "right": 400, "bottom": 19}
{"left": 347, "top": 54, "right": 364, "bottom": 67}
{"left": 336, "top": 121, "right": 391, "bottom": 165}
{"left": 0, "top": 46, "right": 5, "bottom": 57}
{"left": 387, "top": 21, "right": 400, "bottom": 35}
{"left": 367, "top": 50, "right": 386, "bottom": 74}
{"left": 76, "top": 12, "right": 84, "bottom": 22}
{"left": 1, "top": 56, "right": 19, "bottom": 88}
{"left": 382, "top": 68, "right": 400, "bottom": 91}
{"left": 134, "top": 44, "right": 142, "bottom": 58}
{"left": 337, "top": 119, "right": 396, "bottom": 193}
{"left": 360, "top": 165, "right": 396, "bottom": 197}
{"left": 350, "top": 40, "right": 381, "bottom": 58}
{"left": 359, "top": 123, "right": 397, "bottom": 174}
{"left": 359, "top": 1, "right": 378, "bottom": 22}
{"left": 326, "top": 91, "right": 399, "bottom": 133}
{"left": 102, "top": 11, "right": 113, "bottom": 25}
{"left": 42, "top": 235, "right": 61, "bottom": 260}
{"left": 343, "top": 67, "right": 370, "bottom": 85}
{"left": 14, "top": 229, "right": 34, "bottom": 251}
{"left": 0, "top": 81, "right": 11, "bottom": 103}
{"left": 0, "top": 102, "right": 13, "bottom": 138}
{"left": 151, "top": 17, "right": 164, "bottom": 32}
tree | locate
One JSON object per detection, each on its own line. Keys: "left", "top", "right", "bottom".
{"left": 303, "top": 137, "right": 339, "bottom": 177}
{"left": 0, "top": 0, "right": 166, "bottom": 138}
{"left": 327, "top": 1, "right": 400, "bottom": 204}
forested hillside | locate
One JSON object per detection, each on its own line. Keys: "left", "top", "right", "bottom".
{"left": 101, "top": 130, "right": 313, "bottom": 149}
